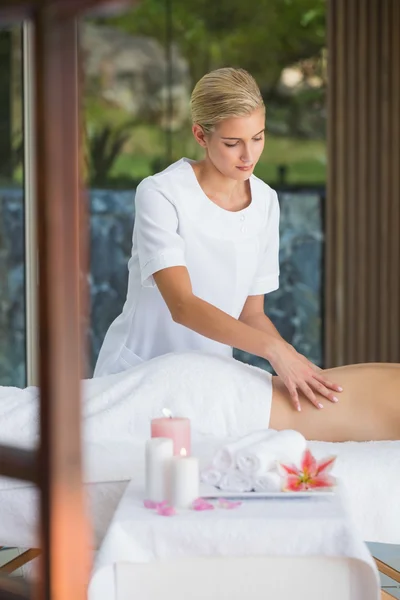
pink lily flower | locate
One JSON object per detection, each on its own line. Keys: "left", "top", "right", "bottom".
{"left": 218, "top": 498, "right": 242, "bottom": 510}
{"left": 279, "top": 448, "right": 337, "bottom": 492}
{"left": 192, "top": 498, "right": 215, "bottom": 511}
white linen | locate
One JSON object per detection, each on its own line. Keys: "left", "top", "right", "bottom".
{"left": 94, "top": 157, "right": 280, "bottom": 377}
{"left": 0, "top": 351, "right": 399, "bottom": 545}
{"left": 0, "top": 352, "right": 273, "bottom": 469}
{"left": 0, "top": 477, "right": 128, "bottom": 550}
{"left": 199, "top": 468, "right": 222, "bottom": 487}
{"left": 252, "top": 471, "right": 282, "bottom": 492}
{"left": 235, "top": 429, "right": 307, "bottom": 475}
{"left": 212, "top": 429, "right": 275, "bottom": 471}
{"left": 1, "top": 437, "right": 400, "bottom": 548}
{"left": 88, "top": 474, "right": 380, "bottom": 600}
{"left": 218, "top": 470, "right": 253, "bottom": 493}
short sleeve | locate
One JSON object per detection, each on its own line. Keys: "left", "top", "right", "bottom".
{"left": 134, "top": 182, "right": 187, "bottom": 288}
{"left": 248, "top": 191, "right": 280, "bottom": 296}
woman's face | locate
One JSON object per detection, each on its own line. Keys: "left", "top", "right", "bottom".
{"left": 193, "top": 107, "right": 266, "bottom": 181}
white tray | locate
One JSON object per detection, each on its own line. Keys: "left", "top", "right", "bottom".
{"left": 200, "top": 482, "right": 336, "bottom": 500}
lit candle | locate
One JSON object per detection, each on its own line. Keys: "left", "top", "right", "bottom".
{"left": 151, "top": 408, "right": 191, "bottom": 456}
{"left": 167, "top": 448, "right": 199, "bottom": 509}
{"left": 145, "top": 437, "right": 173, "bottom": 503}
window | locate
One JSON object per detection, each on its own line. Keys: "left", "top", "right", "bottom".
{"left": 0, "top": 25, "right": 26, "bottom": 387}
{"left": 83, "top": 1, "right": 327, "bottom": 373}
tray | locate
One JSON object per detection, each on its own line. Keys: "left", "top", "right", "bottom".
{"left": 199, "top": 482, "right": 336, "bottom": 500}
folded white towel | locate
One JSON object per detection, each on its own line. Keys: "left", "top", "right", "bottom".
{"left": 218, "top": 470, "right": 254, "bottom": 493}
{"left": 200, "top": 468, "right": 223, "bottom": 487}
{"left": 252, "top": 471, "right": 282, "bottom": 493}
{"left": 212, "top": 429, "right": 276, "bottom": 471}
{"left": 236, "top": 430, "right": 307, "bottom": 476}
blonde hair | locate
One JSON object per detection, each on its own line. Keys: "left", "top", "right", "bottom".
{"left": 190, "top": 68, "right": 264, "bottom": 134}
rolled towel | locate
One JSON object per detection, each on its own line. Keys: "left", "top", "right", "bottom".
{"left": 212, "top": 429, "right": 276, "bottom": 471}
{"left": 200, "top": 467, "right": 223, "bottom": 487}
{"left": 252, "top": 471, "right": 282, "bottom": 493}
{"left": 237, "top": 430, "right": 307, "bottom": 476}
{"left": 218, "top": 470, "right": 254, "bottom": 493}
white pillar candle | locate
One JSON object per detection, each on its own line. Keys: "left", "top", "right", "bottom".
{"left": 167, "top": 448, "right": 199, "bottom": 509}
{"left": 145, "top": 437, "right": 173, "bottom": 503}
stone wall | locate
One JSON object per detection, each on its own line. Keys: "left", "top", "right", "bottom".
{"left": 0, "top": 187, "right": 324, "bottom": 387}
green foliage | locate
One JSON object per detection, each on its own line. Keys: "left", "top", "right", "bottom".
{"left": 104, "top": 0, "right": 326, "bottom": 88}
{"left": 87, "top": 0, "right": 327, "bottom": 186}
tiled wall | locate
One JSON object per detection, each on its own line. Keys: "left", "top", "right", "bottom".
{"left": 0, "top": 187, "right": 324, "bottom": 386}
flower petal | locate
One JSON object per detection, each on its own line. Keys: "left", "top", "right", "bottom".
{"left": 282, "top": 475, "right": 307, "bottom": 492}
{"left": 193, "top": 502, "right": 214, "bottom": 511}
{"left": 301, "top": 449, "right": 317, "bottom": 477}
{"left": 144, "top": 499, "right": 169, "bottom": 510}
{"left": 156, "top": 505, "right": 176, "bottom": 516}
{"left": 278, "top": 462, "right": 301, "bottom": 476}
{"left": 309, "top": 474, "right": 336, "bottom": 489}
{"left": 315, "top": 455, "right": 337, "bottom": 475}
{"left": 218, "top": 499, "right": 242, "bottom": 510}
{"left": 192, "top": 498, "right": 215, "bottom": 511}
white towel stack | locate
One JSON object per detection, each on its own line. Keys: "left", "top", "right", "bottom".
{"left": 201, "top": 429, "right": 307, "bottom": 493}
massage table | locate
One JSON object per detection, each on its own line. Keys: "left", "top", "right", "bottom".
{"left": 1, "top": 437, "right": 400, "bottom": 600}
{"left": 0, "top": 352, "right": 399, "bottom": 594}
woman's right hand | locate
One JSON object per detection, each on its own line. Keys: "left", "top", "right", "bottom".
{"left": 266, "top": 339, "right": 342, "bottom": 411}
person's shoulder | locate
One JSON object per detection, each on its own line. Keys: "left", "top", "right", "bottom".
{"left": 250, "top": 174, "right": 279, "bottom": 223}
{"left": 136, "top": 158, "right": 190, "bottom": 197}
{"left": 250, "top": 174, "right": 278, "bottom": 202}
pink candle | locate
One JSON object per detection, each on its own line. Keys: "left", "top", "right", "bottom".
{"left": 151, "top": 413, "right": 191, "bottom": 456}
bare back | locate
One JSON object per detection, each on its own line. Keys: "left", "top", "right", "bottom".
{"left": 270, "top": 363, "right": 400, "bottom": 442}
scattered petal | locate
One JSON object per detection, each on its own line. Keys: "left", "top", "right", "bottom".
{"left": 144, "top": 499, "right": 168, "bottom": 510}
{"left": 192, "top": 498, "right": 215, "bottom": 511}
{"left": 156, "top": 504, "right": 176, "bottom": 516}
{"left": 218, "top": 498, "right": 242, "bottom": 510}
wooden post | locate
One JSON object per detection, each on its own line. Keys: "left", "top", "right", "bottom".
{"left": 32, "top": 5, "right": 91, "bottom": 599}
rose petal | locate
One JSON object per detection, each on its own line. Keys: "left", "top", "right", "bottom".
{"left": 156, "top": 505, "right": 176, "bottom": 516}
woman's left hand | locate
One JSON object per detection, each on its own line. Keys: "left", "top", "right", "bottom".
{"left": 267, "top": 339, "right": 343, "bottom": 411}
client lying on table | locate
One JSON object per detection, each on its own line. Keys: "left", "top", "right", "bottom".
{"left": 270, "top": 362, "right": 400, "bottom": 442}
{"left": 90, "top": 352, "right": 398, "bottom": 444}
{"left": 1, "top": 353, "right": 399, "bottom": 449}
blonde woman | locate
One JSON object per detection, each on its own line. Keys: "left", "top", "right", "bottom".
{"left": 94, "top": 67, "right": 343, "bottom": 413}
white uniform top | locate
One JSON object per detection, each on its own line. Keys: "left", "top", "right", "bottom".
{"left": 94, "top": 158, "right": 280, "bottom": 377}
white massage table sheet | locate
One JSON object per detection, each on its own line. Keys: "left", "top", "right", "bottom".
{"left": 0, "top": 437, "right": 399, "bottom": 550}
{"left": 0, "top": 353, "right": 399, "bottom": 548}
{"left": 88, "top": 474, "right": 380, "bottom": 600}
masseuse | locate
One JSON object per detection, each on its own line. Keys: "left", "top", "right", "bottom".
{"left": 94, "top": 67, "right": 342, "bottom": 411}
